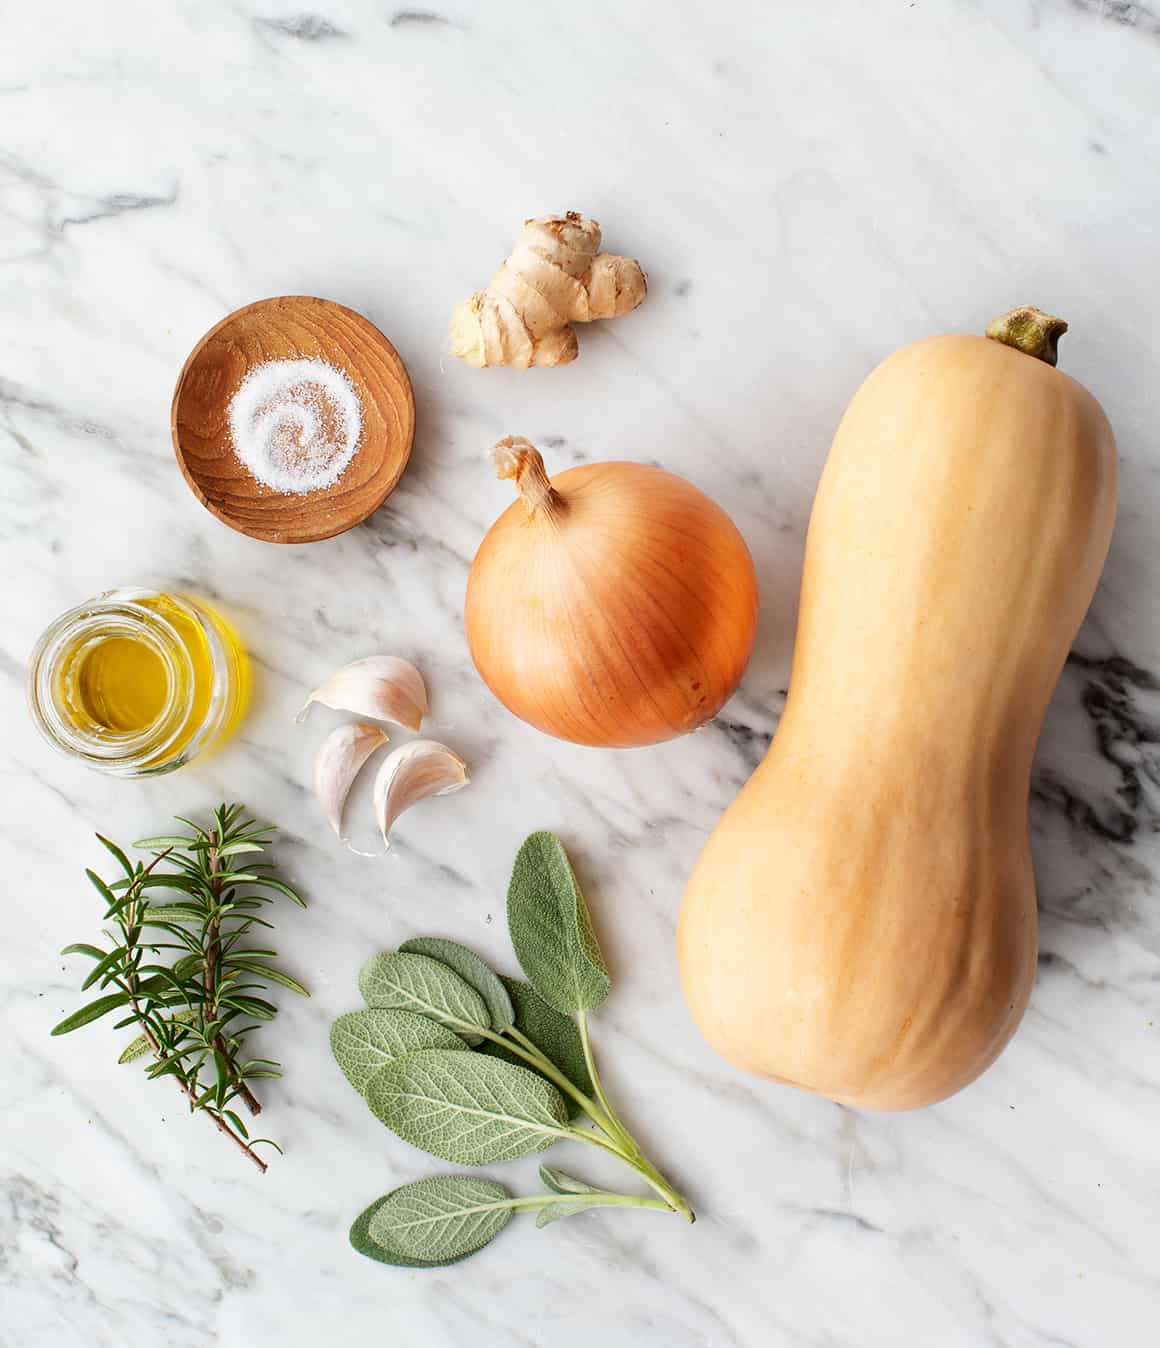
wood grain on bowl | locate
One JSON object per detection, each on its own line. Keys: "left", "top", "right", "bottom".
{"left": 172, "top": 296, "right": 415, "bottom": 544}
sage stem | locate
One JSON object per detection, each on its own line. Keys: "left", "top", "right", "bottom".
{"left": 480, "top": 1020, "right": 695, "bottom": 1223}
{"left": 577, "top": 1012, "right": 633, "bottom": 1150}
{"left": 557, "top": 1123, "right": 695, "bottom": 1221}
{"left": 476, "top": 1025, "right": 617, "bottom": 1136}
{"left": 510, "top": 1192, "right": 673, "bottom": 1216}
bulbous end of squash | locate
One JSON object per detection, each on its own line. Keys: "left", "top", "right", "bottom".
{"left": 985, "top": 306, "right": 1068, "bottom": 367}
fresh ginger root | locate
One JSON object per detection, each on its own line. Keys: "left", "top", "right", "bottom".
{"left": 448, "top": 212, "right": 646, "bottom": 368}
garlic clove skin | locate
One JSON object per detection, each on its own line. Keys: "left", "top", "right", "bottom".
{"left": 313, "top": 722, "right": 390, "bottom": 840}
{"left": 296, "top": 656, "right": 428, "bottom": 731}
{"left": 372, "top": 740, "right": 469, "bottom": 849}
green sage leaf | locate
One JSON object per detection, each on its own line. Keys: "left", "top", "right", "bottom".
{"left": 50, "top": 991, "right": 132, "bottom": 1036}
{"left": 539, "top": 1164, "right": 605, "bottom": 1196}
{"left": 506, "top": 832, "right": 609, "bottom": 1014}
{"left": 349, "top": 1195, "right": 466, "bottom": 1269}
{"left": 535, "top": 1199, "right": 605, "bottom": 1228}
{"left": 535, "top": 1167, "right": 628, "bottom": 1227}
{"left": 359, "top": 952, "right": 490, "bottom": 1044}
{"left": 367, "top": 1175, "right": 514, "bottom": 1263}
{"left": 398, "top": 937, "right": 514, "bottom": 1031}
{"left": 330, "top": 1009, "right": 466, "bottom": 1096}
{"left": 366, "top": 1048, "right": 568, "bottom": 1165}
{"left": 538, "top": 1159, "right": 619, "bottom": 1223}
{"left": 480, "top": 977, "right": 592, "bottom": 1115}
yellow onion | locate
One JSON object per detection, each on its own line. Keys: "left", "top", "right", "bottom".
{"left": 465, "top": 437, "right": 759, "bottom": 747}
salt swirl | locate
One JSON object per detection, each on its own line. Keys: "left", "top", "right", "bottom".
{"left": 228, "top": 358, "right": 363, "bottom": 495}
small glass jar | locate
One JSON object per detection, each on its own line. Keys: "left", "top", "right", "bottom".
{"left": 27, "top": 588, "right": 249, "bottom": 777}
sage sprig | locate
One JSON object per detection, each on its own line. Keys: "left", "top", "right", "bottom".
{"left": 507, "top": 831, "right": 611, "bottom": 1014}
{"left": 481, "top": 975, "right": 593, "bottom": 1111}
{"left": 333, "top": 830, "right": 694, "bottom": 1267}
{"left": 52, "top": 804, "right": 308, "bottom": 1172}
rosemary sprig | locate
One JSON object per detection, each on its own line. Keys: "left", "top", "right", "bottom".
{"left": 52, "top": 804, "right": 309, "bottom": 1172}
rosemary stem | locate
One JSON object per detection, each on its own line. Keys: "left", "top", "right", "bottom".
{"left": 114, "top": 981, "right": 268, "bottom": 1173}
{"left": 204, "top": 833, "right": 262, "bottom": 1118}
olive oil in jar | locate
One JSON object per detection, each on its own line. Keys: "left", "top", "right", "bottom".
{"left": 71, "top": 635, "right": 169, "bottom": 734}
{"left": 28, "top": 589, "right": 249, "bottom": 776}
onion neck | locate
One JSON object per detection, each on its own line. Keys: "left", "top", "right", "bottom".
{"left": 984, "top": 306, "right": 1068, "bottom": 367}
{"left": 489, "top": 436, "right": 566, "bottom": 522}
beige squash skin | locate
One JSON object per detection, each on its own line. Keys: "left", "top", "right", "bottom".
{"left": 677, "top": 333, "right": 1118, "bottom": 1110}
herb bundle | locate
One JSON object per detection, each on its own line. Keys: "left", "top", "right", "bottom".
{"left": 333, "top": 831, "right": 694, "bottom": 1266}
{"left": 52, "top": 804, "right": 308, "bottom": 1172}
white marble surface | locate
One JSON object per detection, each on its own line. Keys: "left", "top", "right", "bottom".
{"left": 4, "top": 2, "right": 1160, "bottom": 1345}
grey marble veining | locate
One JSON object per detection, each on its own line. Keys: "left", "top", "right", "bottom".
{"left": 3, "top": 2, "right": 1160, "bottom": 1345}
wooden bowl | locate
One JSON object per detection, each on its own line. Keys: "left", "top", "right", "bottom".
{"left": 172, "top": 296, "right": 415, "bottom": 544}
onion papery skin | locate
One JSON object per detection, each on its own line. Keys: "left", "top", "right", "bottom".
{"left": 466, "top": 460, "right": 759, "bottom": 748}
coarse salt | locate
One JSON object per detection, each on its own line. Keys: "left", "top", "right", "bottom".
{"left": 228, "top": 358, "right": 363, "bottom": 495}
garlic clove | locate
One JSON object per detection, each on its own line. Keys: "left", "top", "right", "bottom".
{"left": 296, "top": 656, "right": 428, "bottom": 731}
{"left": 313, "top": 722, "right": 390, "bottom": 840}
{"left": 372, "top": 740, "right": 469, "bottom": 849}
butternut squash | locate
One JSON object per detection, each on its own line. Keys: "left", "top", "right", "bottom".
{"left": 677, "top": 308, "right": 1118, "bottom": 1110}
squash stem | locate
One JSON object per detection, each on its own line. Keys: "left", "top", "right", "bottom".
{"left": 985, "top": 306, "right": 1068, "bottom": 367}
